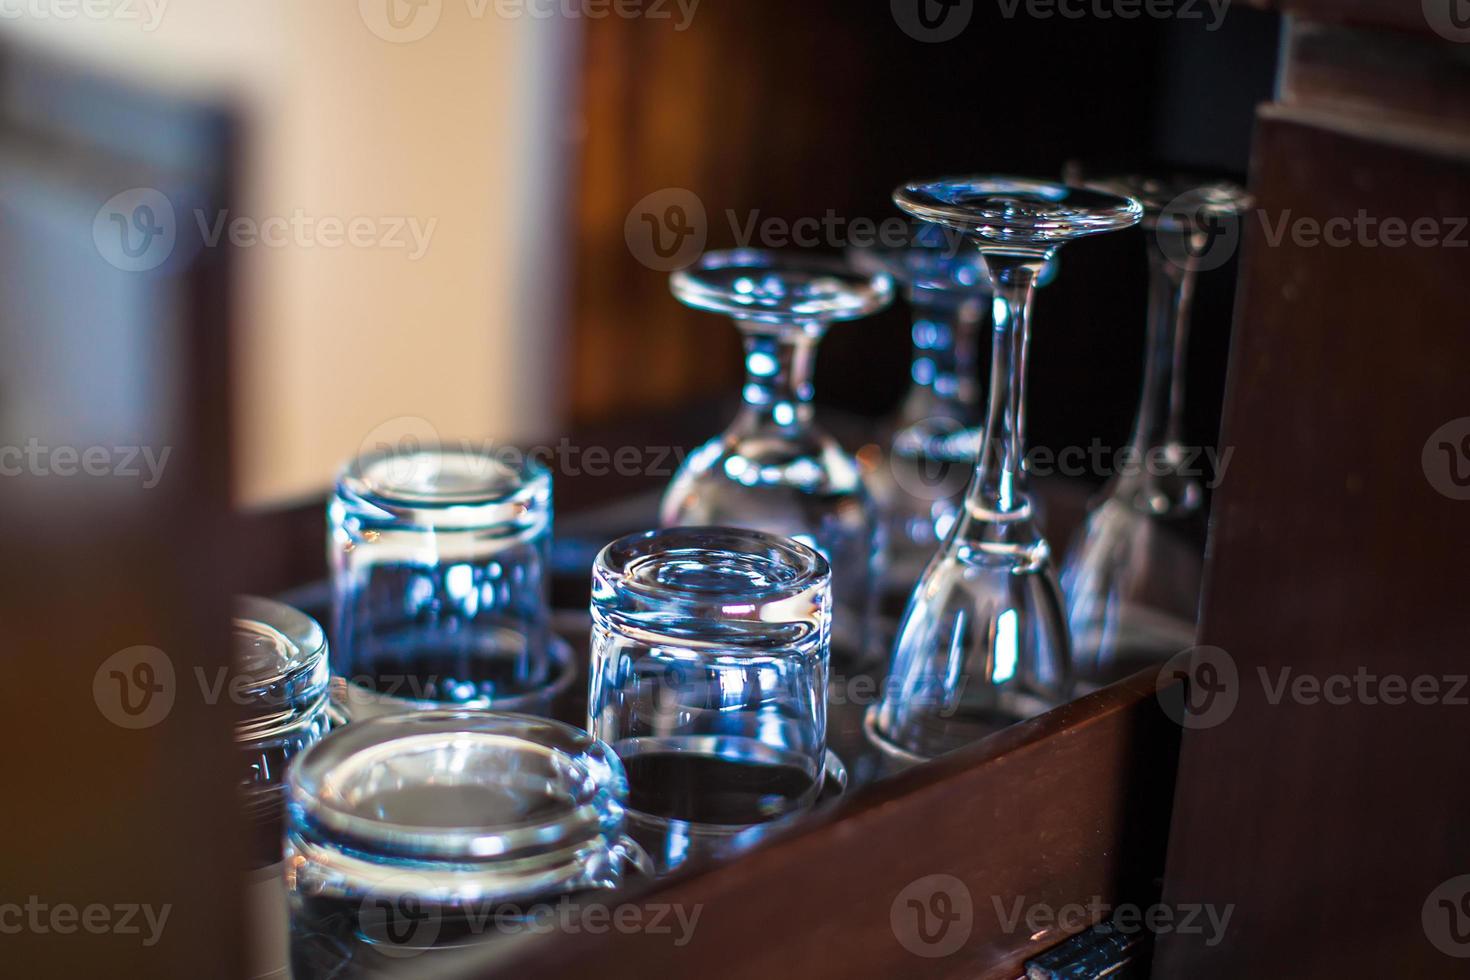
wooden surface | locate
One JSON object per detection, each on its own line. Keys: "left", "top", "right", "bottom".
{"left": 1152, "top": 107, "right": 1470, "bottom": 977}
{"left": 1282, "top": 19, "right": 1470, "bottom": 140}
{"left": 0, "top": 44, "right": 244, "bottom": 978}
{"left": 445, "top": 669, "right": 1182, "bottom": 979}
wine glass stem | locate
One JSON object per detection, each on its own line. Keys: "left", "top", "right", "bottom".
{"left": 968, "top": 255, "right": 1042, "bottom": 516}
{"left": 736, "top": 327, "right": 818, "bottom": 431}
{"left": 903, "top": 288, "right": 985, "bottom": 419}
{"left": 1130, "top": 235, "right": 1197, "bottom": 453}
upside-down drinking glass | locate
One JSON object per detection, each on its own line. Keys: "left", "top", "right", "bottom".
{"left": 1060, "top": 175, "right": 1252, "bottom": 690}
{"left": 234, "top": 596, "right": 334, "bottom": 980}
{"left": 868, "top": 177, "right": 1143, "bottom": 761}
{"left": 658, "top": 250, "right": 893, "bottom": 671}
{"left": 329, "top": 445, "right": 574, "bottom": 720}
{"left": 286, "top": 711, "right": 646, "bottom": 976}
{"left": 589, "top": 526, "right": 836, "bottom": 875}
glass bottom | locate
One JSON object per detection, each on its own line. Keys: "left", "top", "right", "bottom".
{"left": 332, "top": 634, "right": 575, "bottom": 722}
{"left": 289, "top": 886, "right": 603, "bottom": 979}
{"left": 617, "top": 738, "right": 846, "bottom": 877}
{"left": 864, "top": 688, "right": 1060, "bottom": 765}
{"left": 1069, "top": 602, "right": 1196, "bottom": 694}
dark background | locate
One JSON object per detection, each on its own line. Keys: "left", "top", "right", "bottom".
{"left": 569, "top": 1, "right": 1280, "bottom": 484}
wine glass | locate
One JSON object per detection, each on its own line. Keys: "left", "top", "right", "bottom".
{"left": 850, "top": 230, "right": 1060, "bottom": 615}
{"left": 659, "top": 249, "right": 894, "bottom": 672}
{"left": 867, "top": 177, "right": 1143, "bottom": 762}
{"left": 1059, "top": 175, "right": 1252, "bottom": 690}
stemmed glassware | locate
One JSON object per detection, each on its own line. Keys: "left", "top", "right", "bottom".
{"left": 868, "top": 177, "right": 1143, "bottom": 761}
{"left": 659, "top": 249, "right": 894, "bottom": 671}
{"left": 850, "top": 231, "right": 1060, "bottom": 614}
{"left": 1060, "top": 175, "right": 1251, "bottom": 689}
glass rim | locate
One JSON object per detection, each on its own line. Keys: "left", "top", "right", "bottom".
{"left": 670, "top": 248, "right": 894, "bottom": 325}
{"left": 1084, "top": 173, "right": 1253, "bottom": 222}
{"left": 287, "top": 710, "right": 626, "bottom": 863}
{"left": 594, "top": 525, "right": 831, "bottom": 608}
{"left": 893, "top": 175, "right": 1144, "bottom": 242}
{"left": 336, "top": 443, "right": 551, "bottom": 512}
{"left": 232, "top": 595, "right": 330, "bottom": 741}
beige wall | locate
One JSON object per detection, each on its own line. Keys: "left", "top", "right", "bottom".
{"left": 3, "top": 0, "right": 577, "bottom": 504}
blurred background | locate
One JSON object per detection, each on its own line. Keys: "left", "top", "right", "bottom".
{"left": 3, "top": 0, "right": 1277, "bottom": 506}
{"left": 9, "top": 4, "right": 1470, "bottom": 978}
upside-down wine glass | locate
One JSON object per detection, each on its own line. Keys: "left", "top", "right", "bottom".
{"left": 659, "top": 249, "right": 893, "bottom": 673}
{"left": 850, "top": 230, "right": 1060, "bottom": 615}
{"left": 868, "top": 177, "right": 1143, "bottom": 762}
{"left": 1059, "top": 175, "right": 1251, "bottom": 690}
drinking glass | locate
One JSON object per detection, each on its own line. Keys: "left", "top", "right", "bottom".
{"left": 1060, "top": 175, "right": 1251, "bottom": 689}
{"left": 589, "top": 526, "right": 837, "bottom": 875}
{"left": 329, "top": 445, "right": 574, "bottom": 720}
{"left": 286, "top": 711, "right": 646, "bottom": 976}
{"left": 850, "top": 231, "right": 1060, "bottom": 613}
{"left": 868, "top": 177, "right": 1143, "bottom": 761}
{"left": 234, "top": 596, "right": 334, "bottom": 980}
{"left": 659, "top": 249, "right": 893, "bottom": 671}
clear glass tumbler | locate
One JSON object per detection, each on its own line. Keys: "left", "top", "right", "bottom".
{"left": 286, "top": 711, "right": 645, "bottom": 976}
{"left": 329, "top": 445, "right": 573, "bottom": 719}
{"left": 589, "top": 526, "right": 832, "bottom": 875}
{"left": 234, "top": 596, "right": 335, "bottom": 980}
